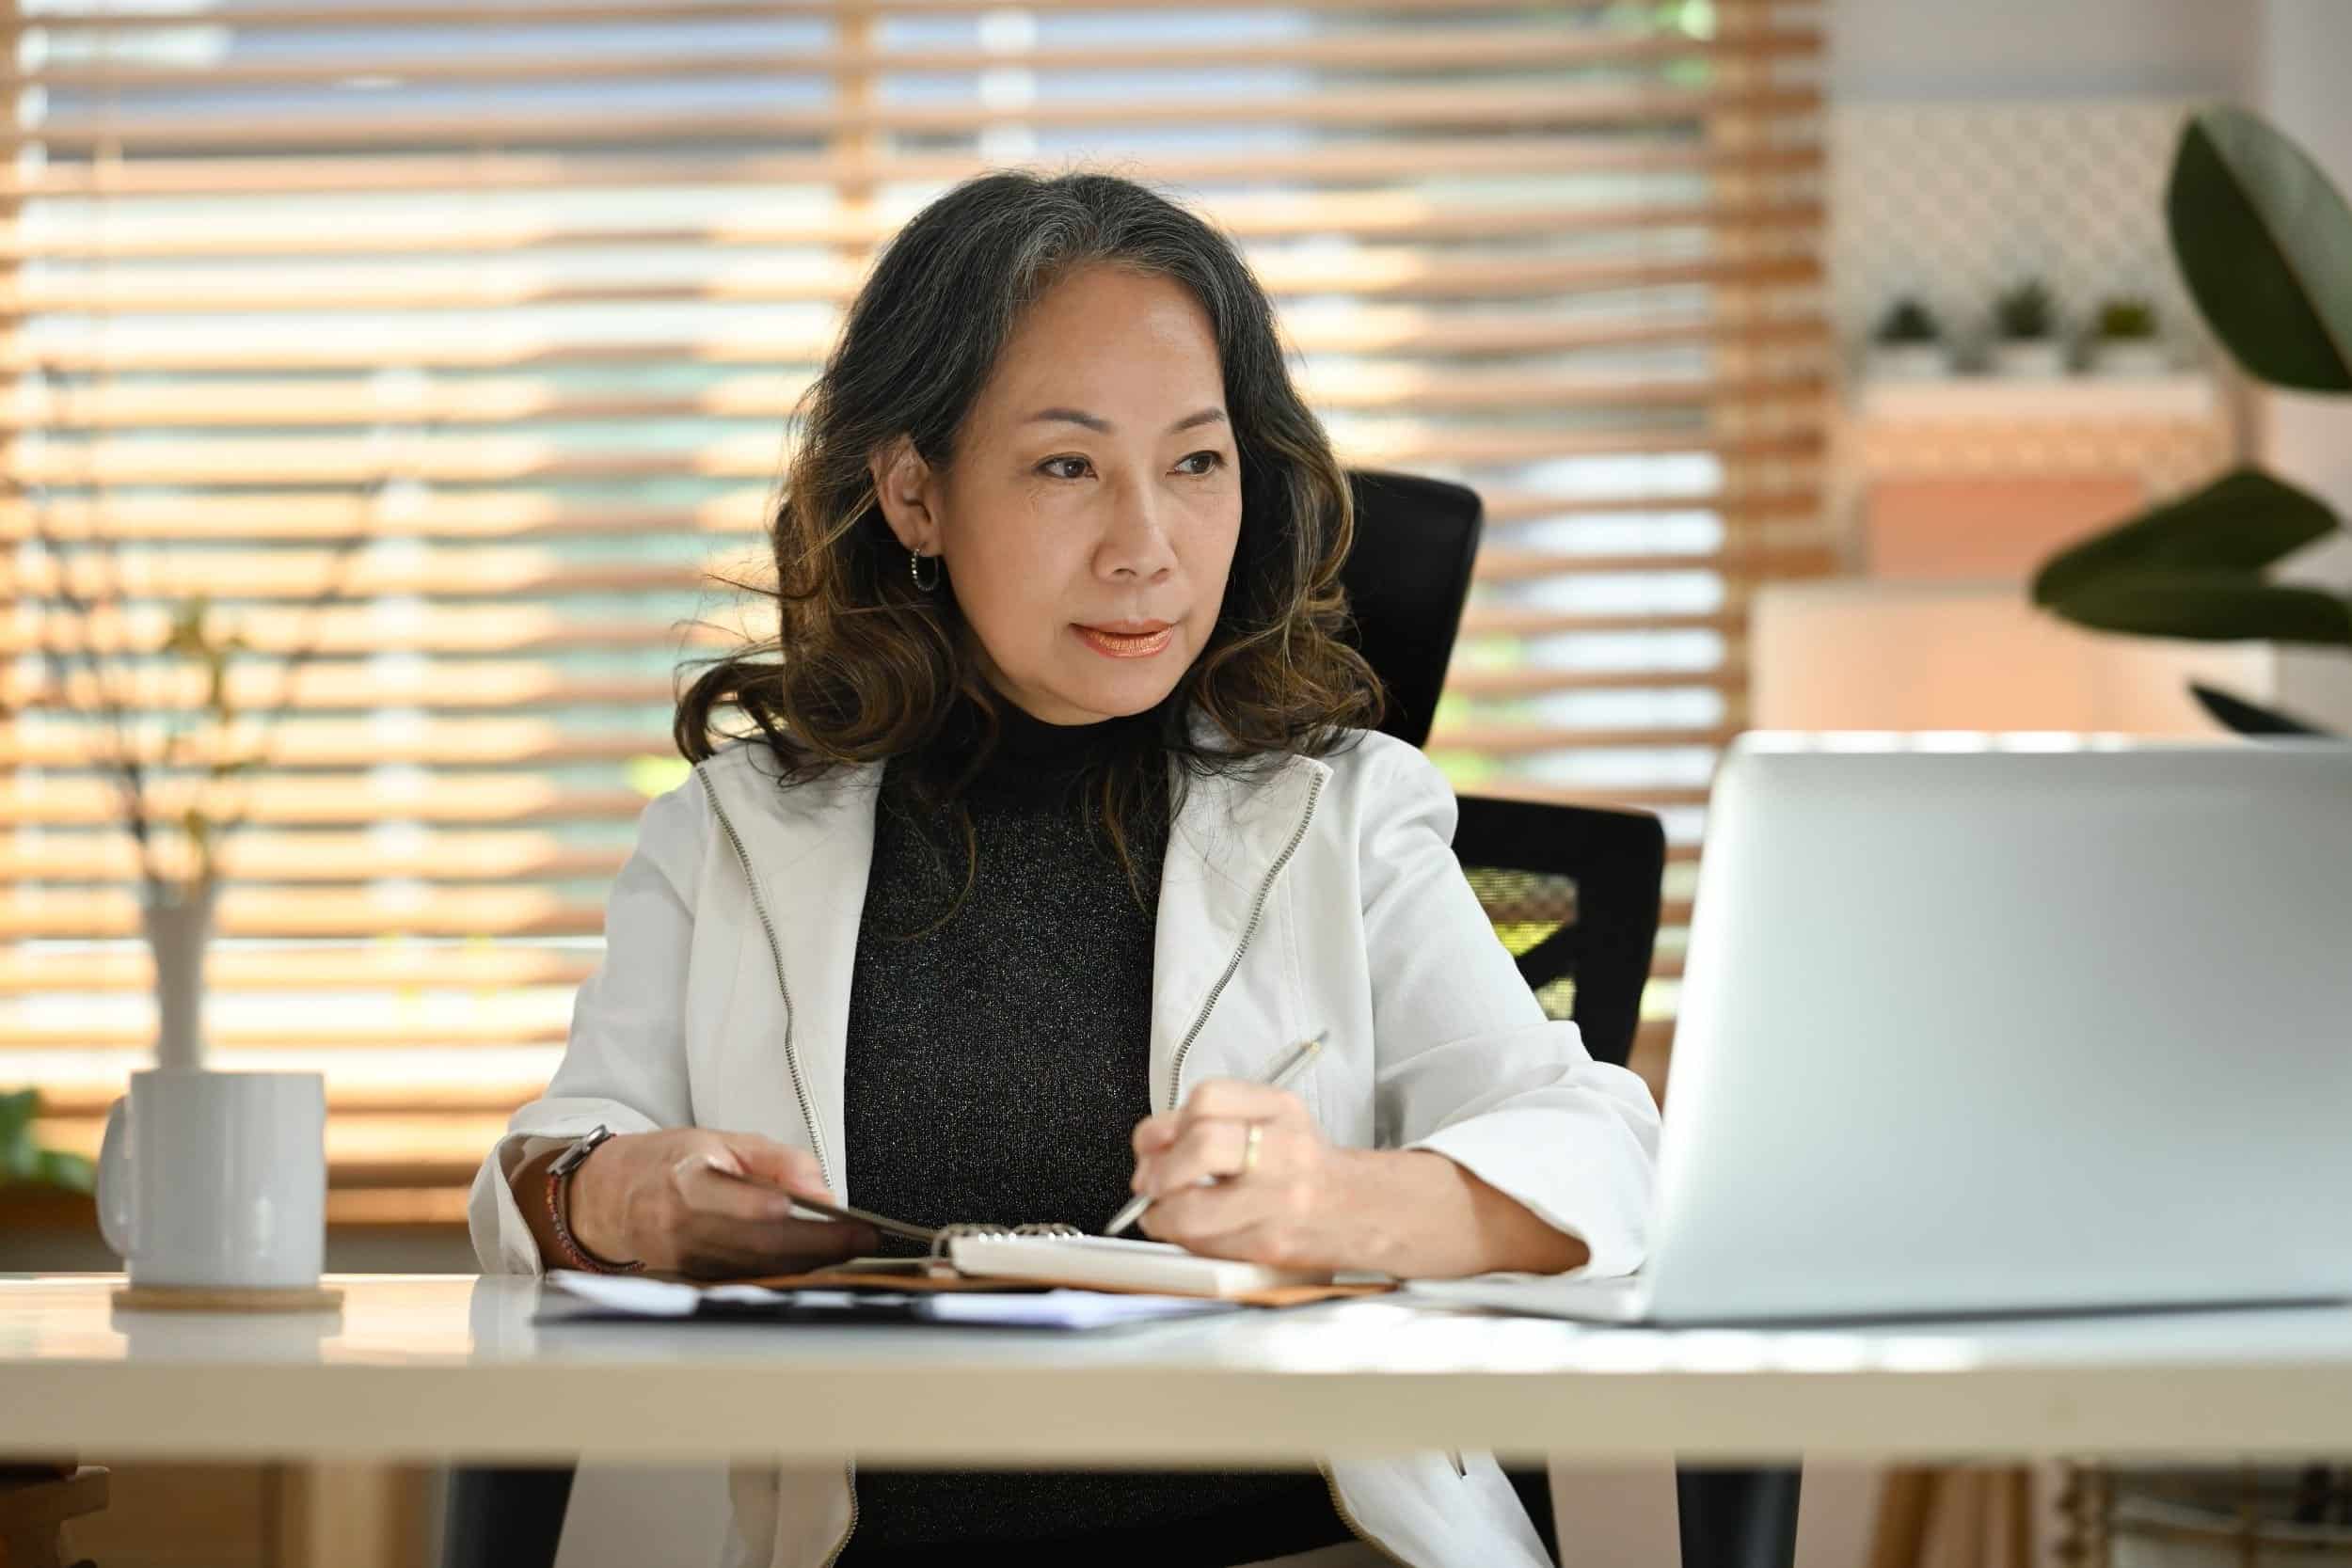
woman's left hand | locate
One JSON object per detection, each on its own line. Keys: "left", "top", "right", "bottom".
{"left": 1129, "top": 1079, "right": 1369, "bottom": 1269}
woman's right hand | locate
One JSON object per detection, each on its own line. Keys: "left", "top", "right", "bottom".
{"left": 567, "top": 1129, "right": 880, "bottom": 1279}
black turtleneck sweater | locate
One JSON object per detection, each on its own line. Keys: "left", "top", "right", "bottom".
{"left": 833, "top": 696, "right": 1352, "bottom": 1566}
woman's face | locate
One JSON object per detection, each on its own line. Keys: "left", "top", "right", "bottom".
{"left": 869, "top": 264, "right": 1243, "bottom": 726}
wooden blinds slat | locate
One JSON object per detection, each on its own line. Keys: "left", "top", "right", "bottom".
{"left": 0, "top": 140, "right": 1823, "bottom": 201}
{"left": 0, "top": 194, "right": 1827, "bottom": 262}
{"left": 13, "top": 84, "right": 1825, "bottom": 153}
{"left": 4, "top": 250, "right": 1820, "bottom": 314}
{"left": 22, "top": 0, "right": 1797, "bottom": 30}
{"left": 10, "top": 28, "right": 1821, "bottom": 94}
{"left": 3, "top": 0, "right": 1826, "bottom": 1168}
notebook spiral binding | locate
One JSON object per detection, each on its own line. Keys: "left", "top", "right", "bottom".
{"left": 926, "top": 1221, "right": 1083, "bottom": 1261}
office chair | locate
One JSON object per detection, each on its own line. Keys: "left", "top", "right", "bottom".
{"left": 441, "top": 469, "right": 1799, "bottom": 1568}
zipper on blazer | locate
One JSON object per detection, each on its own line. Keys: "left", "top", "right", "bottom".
{"left": 1315, "top": 1459, "right": 1413, "bottom": 1566}
{"left": 1165, "top": 767, "right": 1327, "bottom": 1113}
{"left": 818, "top": 1465, "right": 858, "bottom": 1568}
{"left": 696, "top": 764, "right": 860, "bottom": 1568}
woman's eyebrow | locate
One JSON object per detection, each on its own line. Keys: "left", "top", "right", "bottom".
{"left": 1021, "top": 406, "right": 1228, "bottom": 435}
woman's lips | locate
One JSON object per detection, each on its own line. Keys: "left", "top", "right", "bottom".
{"left": 1073, "top": 623, "right": 1175, "bottom": 658}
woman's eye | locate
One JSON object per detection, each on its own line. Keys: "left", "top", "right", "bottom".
{"left": 1037, "top": 452, "right": 1224, "bottom": 480}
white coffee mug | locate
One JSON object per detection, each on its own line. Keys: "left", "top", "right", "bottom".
{"left": 97, "top": 1068, "right": 327, "bottom": 1290}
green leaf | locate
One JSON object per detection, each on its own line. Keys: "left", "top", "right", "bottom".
{"left": 2167, "top": 105, "right": 2352, "bottom": 392}
{"left": 0, "top": 1089, "right": 94, "bottom": 1194}
{"left": 2032, "top": 466, "right": 2342, "bottom": 607}
{"left": 0, "top": 1089, "right": 38, "bottom": 1182}
{"left": 2048, "top": 572, "right": 2352, "bottom": 645}
{"left": 2188, "top": 681, "right": 2335, "bottom": 737}
{"left": 33, "top": 1148, "right": 95, "bottom": 1194}
{"left": 0, "top": 1087, "right": 33, "bottom": 1145}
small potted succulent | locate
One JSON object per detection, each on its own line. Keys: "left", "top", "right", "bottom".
{"left": 1989, "top": 279, "right": 2067, "bottom": 377}
{"left": 2085, "top": 295, "right": 2171, "bottom": 376}
{"left": 1867, "top": 296, "right": 1954, "bottom": 379}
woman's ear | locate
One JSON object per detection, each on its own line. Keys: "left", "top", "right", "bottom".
{"left": 866, "top": 436, "right": 939, "bottom": 555}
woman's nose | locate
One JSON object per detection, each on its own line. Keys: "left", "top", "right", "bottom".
{"left": 1102, "top": 482, "right": 1178, "bottom": 579}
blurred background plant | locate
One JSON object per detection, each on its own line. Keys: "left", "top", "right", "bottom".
{"left": 1994, "top": 278, "right": 2057, "bottom": 341}
{"left": 2029, "top": 105, "right": 2351, "bottom": 735}
{"left": 0, "top": 1088, "right": 92, "bottom": 1193}
{"left": 1868, "top": 295, "right": 1955, "bottom": 379}
{"left": 1875, "top": 296, "right": 1945, "bottom": 344}
{"left": 1989, "top": 278, "right": 2067, "bottom": 377}
{"left": 2093, "top": 296, "right": 2158, "bottom": 341}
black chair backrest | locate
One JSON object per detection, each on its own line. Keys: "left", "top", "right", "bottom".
{"left": 1338, "top": 468, "right": 1483, "bottom": 750}
{"left": 1452, "top": 798, "right": 1663, "bottom": 1071}
{"left": 1336, "top": 467, "right": 1664, "bottom": 1069}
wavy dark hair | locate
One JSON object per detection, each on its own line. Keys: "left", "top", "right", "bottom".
{"left": 675, "top": 167, "right": 1382, "bottom": 924}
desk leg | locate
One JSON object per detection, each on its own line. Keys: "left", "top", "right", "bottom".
{"left": 277, "top": 1463, "right": 433, "bottom": 1568}
{"left": 1677, "top": 1465, "right": 1801, "bottom": 1568}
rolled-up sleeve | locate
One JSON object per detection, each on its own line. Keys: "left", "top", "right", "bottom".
{"left": 1359, "top": 741, "right": 1661, "bottom": 1278}
{"left": 465, "top": 774, "right": 708, "bottom": 1275}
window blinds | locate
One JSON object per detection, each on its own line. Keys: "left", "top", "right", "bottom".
{"left": 1, "top": 0, "right": 1826, "bottom": 1218}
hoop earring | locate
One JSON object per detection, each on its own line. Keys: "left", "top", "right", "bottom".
{"left": 909, "top": 547, "right": 941, "bottom": 593}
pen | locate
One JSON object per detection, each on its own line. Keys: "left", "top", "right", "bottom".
{"left": 699, "top": 1155, "right": 937, "bottom": 1245}
{"left": 1101, "top": 1027, "right": 1329, "bottom": 1237}
{"left": 783, "top": 1192, "right": 937, "bottom": 1246}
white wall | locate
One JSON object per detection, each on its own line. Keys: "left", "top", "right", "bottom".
{"left": 1830, "top": 0, "right": 2257, "bottom": 103}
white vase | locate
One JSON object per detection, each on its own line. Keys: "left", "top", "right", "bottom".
{"left": 140, "top": 879, "right": 218, "bottom": 1073}
{"left": 1867, "top": 342, "right": 1954, "bottom": 380}
{"left": 2089, "top": 340, "right": 2173, "bottom": 377}
{"left": 1991, "top": 339, "right": 2068, "bottom": 378}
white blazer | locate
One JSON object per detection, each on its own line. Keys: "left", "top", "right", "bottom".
{"left": 469, "top": 715, "right": 1661, "bottom": 1568}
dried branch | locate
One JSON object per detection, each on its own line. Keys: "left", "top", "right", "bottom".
{"left": 23, "top": 487, "right": 157, "bottom": 889}
{"left": 17, "top": 475, "right": 379, "bottom": 897}
{"left": 200, "top": 493, "right": 380, "bottom": 875}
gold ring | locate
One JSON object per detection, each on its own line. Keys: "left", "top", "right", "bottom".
{"left": 1239, "top": 1121, "right": 1263, "bottom": 1177}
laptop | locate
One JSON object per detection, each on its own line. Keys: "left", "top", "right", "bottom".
{"left": 1413, "top": 734, "right": 2352, "bottom": 1326}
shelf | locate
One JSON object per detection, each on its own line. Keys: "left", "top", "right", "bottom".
{"left": 1851, "top": 372, "right": 2221, "bottom": 423}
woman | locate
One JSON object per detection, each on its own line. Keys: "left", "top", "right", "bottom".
{"left": 469, "top": 169, "right": 1660, "bottom": 1568}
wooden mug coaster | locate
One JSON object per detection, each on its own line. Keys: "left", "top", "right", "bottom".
{"left": 111, "top": 1283, "right": 343, "bottom": 1313}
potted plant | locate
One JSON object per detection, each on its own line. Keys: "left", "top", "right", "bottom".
{"left": 18, "top": 465, "right": 369, "bottom": 1072}
{"left": 1867, "top": 296, "right": 1953, "bottom": 380}
{"left": 1989, "top": 279, "right": 2067, "bottom": 377}
{"left": 2086, "top": 295, "right": 2171, "bottom": 377}
{"left": 2029, "top": 105, "right": 2350, "bottom": 739}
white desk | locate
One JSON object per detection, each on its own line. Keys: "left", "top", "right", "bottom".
{"left": 6, "top": 1275, "right": 2352, "bottom": 1466}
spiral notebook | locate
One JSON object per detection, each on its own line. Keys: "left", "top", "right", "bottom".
{"left": 919, "top": 1229, "right": 1327, "bottom": 1298}
{"left": 812, "top": 1221, "right": 1367, "bottom": 1305}
{"left": 637, "top": 1173, "right": 1383, "bottom": 1306}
